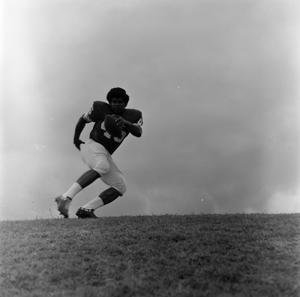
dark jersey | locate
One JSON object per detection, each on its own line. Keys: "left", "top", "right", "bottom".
{"left": 83, "top": 101, "right": 143, "bottom": 154}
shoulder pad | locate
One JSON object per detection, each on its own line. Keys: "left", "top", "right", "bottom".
{"left": 89, "top": 101, "right": 109, "bottom": 122}
{"left": 92, "top": 101, "right": 109, "bottom": 110}
{"left": 124, "top": 108, "right": 143, "bottom": 124}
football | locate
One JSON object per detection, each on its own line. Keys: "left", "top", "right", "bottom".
{"left": 104, "top": 114, "right": 122, "bottom": 138}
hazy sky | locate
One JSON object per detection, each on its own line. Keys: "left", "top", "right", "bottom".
{"left": 1, "top": 0, "right": 300, "bottom": 220}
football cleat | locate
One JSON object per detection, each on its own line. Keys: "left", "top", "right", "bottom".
{"left": 76, "top": 207, "right": 98, "bottom": 219}
{"left": 55, "top": 196, "right": 71, "bottom": 218}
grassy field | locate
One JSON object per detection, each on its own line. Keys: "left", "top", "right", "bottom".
{"left": 0, "top": 214, "right": 299, "bottom": 297}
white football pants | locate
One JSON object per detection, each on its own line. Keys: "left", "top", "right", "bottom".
{"left": 80, "top": 139, "right": 126, "bottom": 195}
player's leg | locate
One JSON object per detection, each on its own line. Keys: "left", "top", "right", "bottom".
{"left": 76, "top": 187, "right": 123, "bottom": 218}
{"left": 65, "top": 169, "right": 101, "bottom": 198}
{"left": 76, "top": 157, "right": 126, "bottom": 218}
{"left": 55, "top": 169, "right": 101, "bottom": 218}
{"left": 55, "top": 140, "right": 109, "bottom": 218}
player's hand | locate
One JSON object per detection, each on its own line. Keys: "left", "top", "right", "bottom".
{"left": 74, "top": 139, "right": 85, "bottom": 150}
{"left": 114, "top": 116, "right": 126, "bottom": 129}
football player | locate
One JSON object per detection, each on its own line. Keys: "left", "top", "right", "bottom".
{"left": 55, "top": 87, "right": 143, "bottom": 218}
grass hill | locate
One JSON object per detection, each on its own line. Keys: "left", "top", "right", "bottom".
{"left": 0, "top": 214, "right": 299, "bottom": 297}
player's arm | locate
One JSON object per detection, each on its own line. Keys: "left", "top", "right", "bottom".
{"left": 73, "top": 109, "right": 94, "bottom": 150}
{"left": 115, "top": 116, "right": 143, "bottom": 138}
{"left": 73, "top": 102, "right": 99, "bottom": 150}
{"left": 124, "top": 121, "right": 142, "bottom": 137}
{"left": 73, "top": 115, "right": 88, "bottom": 150}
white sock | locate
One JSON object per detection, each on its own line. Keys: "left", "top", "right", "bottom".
{"left": 63, "top": 182, "right": 82, "bottom": 199}
{"left": 82, "top": 197, "right": 104, "bottom": 210}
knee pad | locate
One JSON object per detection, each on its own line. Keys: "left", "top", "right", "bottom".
{"left": 115, "top": 182, "right": 126, "bottom": 196}
{"left": 109, "top": 179, "right": 126, "bottom": 196}
{"left": 94, "top": 159, "right": 110, "bottom": 175}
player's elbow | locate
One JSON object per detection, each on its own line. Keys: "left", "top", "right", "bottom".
{"left": 76, "top": 116, "right": 88, "bottom": 126}
{"left": 135, "top": 127, "right": 142, "bottom": 137}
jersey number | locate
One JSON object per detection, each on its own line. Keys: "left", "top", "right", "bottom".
{"left": 100, "top": 122, "right": 127, "bottom": 143}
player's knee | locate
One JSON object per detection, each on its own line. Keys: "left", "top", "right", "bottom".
{"left": 95, "top": 160, "right": 110, "bottom": 175}
{"left": 115, "top": 182, "right": 126, "bottom": 195}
